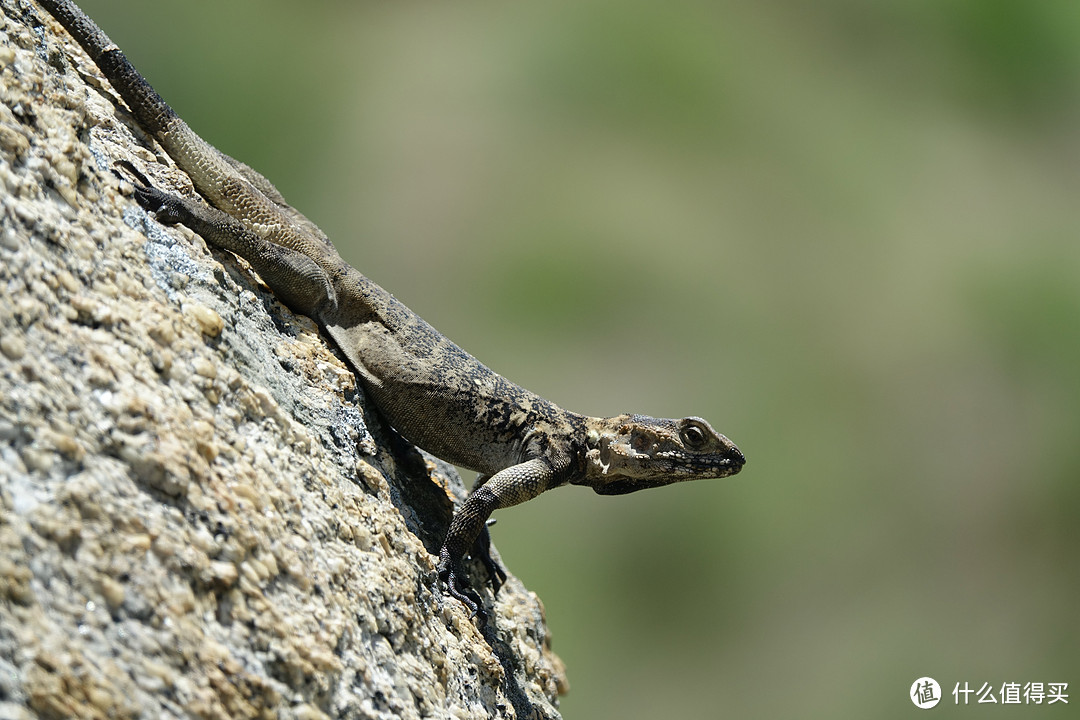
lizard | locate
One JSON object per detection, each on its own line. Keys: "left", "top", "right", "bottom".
{"left": 37, "top": 0, "right": 746, "bottom": 617}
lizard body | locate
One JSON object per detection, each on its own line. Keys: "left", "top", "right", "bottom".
{"left": 39, "top": 0, "right": 746, "bottom": 615}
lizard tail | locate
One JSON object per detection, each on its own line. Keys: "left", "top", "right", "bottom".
{"left": 38, "top": 0, "right": 178, "bottom": 136}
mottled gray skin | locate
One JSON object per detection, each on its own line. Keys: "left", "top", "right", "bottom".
{"left": 40, "top": 0, "right": 746, "bottom": 615}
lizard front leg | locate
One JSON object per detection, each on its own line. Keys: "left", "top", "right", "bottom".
{"left": 438, "top": 458, "right": 559, "bottom": 616}
{"left": 468, "top": 474, "right": 507, "bottom": 595}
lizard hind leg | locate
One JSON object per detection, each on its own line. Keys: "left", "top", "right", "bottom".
{"left": 116, "top": 163, "right": 337, "bottom": 315}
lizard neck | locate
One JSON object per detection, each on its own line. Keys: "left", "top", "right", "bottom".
{"left": 579, "top": 415, "right": 630, "bottom": 482}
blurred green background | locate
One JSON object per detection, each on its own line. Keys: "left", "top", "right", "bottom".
{"left": 78, "top": 0, "right": 1080, "bottom": 716}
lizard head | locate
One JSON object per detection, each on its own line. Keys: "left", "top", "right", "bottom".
{"left": 581, "top": 414, "right": 745, "bottom": 495}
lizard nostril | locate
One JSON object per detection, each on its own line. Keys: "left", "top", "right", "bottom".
{"left": 728, "top": 445, "right": 746, "bottom": 467}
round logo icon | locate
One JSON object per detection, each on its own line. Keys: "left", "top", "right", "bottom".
{"left": 911, "top": 677, "right": 941, "bottom": 709}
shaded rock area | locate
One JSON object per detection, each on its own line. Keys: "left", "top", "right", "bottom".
{"left": 0, "top": 1, "right": 566, "bottom": 717}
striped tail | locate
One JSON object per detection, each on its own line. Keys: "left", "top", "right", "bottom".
{"left": 38, "top": 0, "right": 177, "bottom": 136}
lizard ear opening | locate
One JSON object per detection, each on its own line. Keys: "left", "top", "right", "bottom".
{"left": 630, "top": 426, "right": 655, "bottom": 454}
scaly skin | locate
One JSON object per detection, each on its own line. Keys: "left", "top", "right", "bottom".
{"left": 39, "top": 0, "right": 746, "bottom": 616}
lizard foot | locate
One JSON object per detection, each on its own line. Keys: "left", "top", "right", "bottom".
{"left": 437, "top": 553, "right": 486, "bottom": 619}
{"left": 113, "top": 161, "right": 189, "bottom": 225}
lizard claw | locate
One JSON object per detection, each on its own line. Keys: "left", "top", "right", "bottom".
{"left": 113, "top": 161, "right": 187, "bottom": 224}
{"left": 437, "top": 552, "right": 486, "bottom": 619}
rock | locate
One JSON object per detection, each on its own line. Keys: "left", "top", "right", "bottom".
{"left": 0, "top": 1, "right": 567, "bottom": 718}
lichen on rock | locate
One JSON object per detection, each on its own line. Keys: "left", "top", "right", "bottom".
{"left": 0, "top": 1, "right": 566, "bottom": 717}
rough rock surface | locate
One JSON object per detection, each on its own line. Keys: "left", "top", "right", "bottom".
{"left": 0, "top": 1, "right": 566, "bottom": 718}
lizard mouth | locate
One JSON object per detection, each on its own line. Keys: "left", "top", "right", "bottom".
{"left": 592, "top": 454, "right": 744, "bottom": 495}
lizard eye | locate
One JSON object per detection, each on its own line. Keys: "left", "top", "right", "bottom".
{"left": 679, "top": 422, "right": 707, "bottom": 449}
